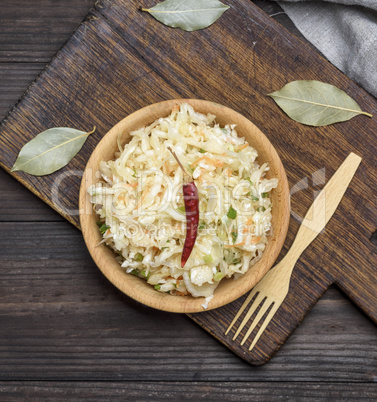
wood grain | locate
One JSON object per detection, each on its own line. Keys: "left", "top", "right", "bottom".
{"left": 0, "top": 223, "right": 376, "bottom": 382}
{"left": 0, "top": 168, "right": 64, "bottom": 222}
{"left": 1, "top": 381, "right": 377, "bottom": 400}
{"left": 0, "top": 0, "right": 376, "bottom": 366}
{"left": 0, "top": 0, "right": 93, "bottom": 62}
{"left": 0, "top": 64, "right": 46, "bottom": 121}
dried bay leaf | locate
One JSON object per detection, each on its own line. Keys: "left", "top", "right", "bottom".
{"left": 11, "top": 127, "right": 95, "bottom": 176}
{"left": 140, "top": 0, "right": 230, "bottom": 32}
{"left": 268, "top": 80, "right": 372, "bottom": 126}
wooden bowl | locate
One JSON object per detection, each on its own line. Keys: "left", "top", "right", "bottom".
{"left": 79, "top": 99, "right": 290, "bottom": 313}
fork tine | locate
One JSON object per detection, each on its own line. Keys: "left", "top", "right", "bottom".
{"left": 232, "top": 291, "right": 266, "bottom": 340}
{"left": 248, "top": 302, "right": 280, "bottom": 351}
{"left": 240, "top": 298, "right": 273, "bottom": 345}
{"left": 225, "top": 288, "right": 259, "bottom": 335}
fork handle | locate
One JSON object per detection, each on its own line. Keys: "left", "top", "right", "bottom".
{"left": 287, "top": 152, "right": 362, "bottom": 263}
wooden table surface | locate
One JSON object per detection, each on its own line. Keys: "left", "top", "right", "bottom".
{"left": 1, "top": 1, "right": 376, "bottom": 400}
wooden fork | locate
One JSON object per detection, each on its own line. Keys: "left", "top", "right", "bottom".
{"left": 225, "top": 152, "right": 362, "bottom": 351}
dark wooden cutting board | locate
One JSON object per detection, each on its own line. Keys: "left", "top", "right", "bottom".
{"left": 0, "top": 0, "right": 376, "bottom": 365}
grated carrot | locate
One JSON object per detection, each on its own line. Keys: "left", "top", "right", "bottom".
{"left": 250, "top": 236, "right": 262, "bottom": 244}
{"left": 242, "top": 218, "right": 254, "bottom": 233}
{"left": 191, "top": 156, "right": 224, "bottom": 168}
{"left": 224, "top": 240, "right": 246, "bottom": 248}
{"left": 236, "top": 143, "right": 249, "bottom": 152}
{"left": 246, "top": 217, "right": 254, "bottom": 225}
{"left": 164, "top": 160, "right": 177, "bottom": 174}
{"left": 137, "top": 185, "right": 150, "bottom": 208}
{"left": 191, "top": 156, "right": 206, "bottom": 167}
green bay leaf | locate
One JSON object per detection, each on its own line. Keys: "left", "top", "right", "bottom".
{"left": 268, "top": 80, "right": 372, "bottom": 126}
{"left": 141, "top": 0, "right": 230, "bottom": 32}
{"left": 11, "top": 127, "right": 95, "bottom": 176}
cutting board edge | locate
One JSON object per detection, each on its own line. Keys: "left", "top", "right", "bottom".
{"left": 334, "top": 279, "right": 377, "bottom": 324}
{"left": 1, "top": 0, "right": 375, "bottom": 367}
{"left": 0, "top": 162, "right": 80, "bottom": 229}
{"left": 188, "top": 278, "right": 336, "bottom": 365}
{"left": 0, "top": 7, "right": 102, "bottom": 230}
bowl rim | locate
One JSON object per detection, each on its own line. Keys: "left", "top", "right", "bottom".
{"left": 79, "top": 99, "right": 290, "bottom": 313}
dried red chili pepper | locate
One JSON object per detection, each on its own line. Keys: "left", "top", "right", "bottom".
{"left": 168, "top": 147, "right": 199, "bottom": 267}
{"left": 181, "top": 181, "right": 199, "bottom": 267}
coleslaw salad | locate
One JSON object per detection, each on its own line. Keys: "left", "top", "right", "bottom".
{"left": 88, "top": 103, "right": 278, "bottom": 308}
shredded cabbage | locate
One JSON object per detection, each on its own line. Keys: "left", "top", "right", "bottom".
{"left": 88, "top": 103, "right": 278, "bottom": 308}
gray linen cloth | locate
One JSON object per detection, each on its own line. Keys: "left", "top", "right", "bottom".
{"left": 271, "top": 0, "right": 377, "bottom": 97}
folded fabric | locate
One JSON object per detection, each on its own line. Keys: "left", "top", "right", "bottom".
{"left": 269, "top": 0, "right": 377, "bottom": 98}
